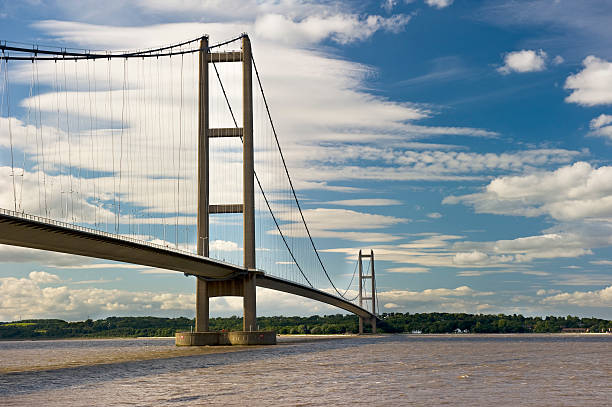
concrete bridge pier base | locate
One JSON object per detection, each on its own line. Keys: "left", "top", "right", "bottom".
{"left": 358, "top": 316, "right": 377, "bottom": 334}
{"left": 179, "top": 272, "right": 275, "bottom": 346}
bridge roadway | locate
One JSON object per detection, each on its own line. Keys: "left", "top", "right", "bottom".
{"left": 0, "top": 210, "right": 376, "bottom": 320}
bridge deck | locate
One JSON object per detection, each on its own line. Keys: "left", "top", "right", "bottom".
{"left": 0, "top": 210, "right": 377, "bottom": 320}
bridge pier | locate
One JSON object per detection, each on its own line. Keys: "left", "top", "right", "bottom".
{"left": 358, "top": 316, "right": 377, "bottom": 334}
{"left": 186, "top": 271, "right": 274, "bottom": 346}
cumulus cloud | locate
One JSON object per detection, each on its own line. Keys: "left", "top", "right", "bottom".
{"left": 498, "top": 49, "right": 547, "bottom": 74}
{"left": 591, "top": 114, "right": 612, "bottom": 129}
{"left": 565, "top": 56, "right": 612, "bottom": 106}
{"left": 210, "top": 240, "right": 240, "bottom": 252}
{"left": 589, "top": 113, "right": 612, "bottom": 140}
{"left": 444, "top": 162, "right": 612, "bottom": 222}
{"left": 377, "top": 285, "right": 495, "bottom": 313}
{"left": 425, "top": 0, "right": 454, "bottom": 9}
{"left": 453, "top": 250, "right": 488, "bottom": 265}
{"left": 427, "top": 212, "right": 442, "bottom": 219}
{"left": 28, "top": 271, "right": 61, "bottom": 284}
{"left": 540, "top": 285, "right": 612, "bottom": 307}
{"left": 0, "top": 272, "right": 344, "bottom": 320}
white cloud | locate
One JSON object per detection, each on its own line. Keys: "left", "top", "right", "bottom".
{"left": 49, "top": 263, "right": 146, "bottom": 270}
{"left": 295, "top": 148, "right": 580, "bottom": 184}
{"left": 536, "top": 289, "right": 560, "bottom": 296}
{"left": 276, "top": 208, "right": 407, "bottom": 242}
{"left": 453, "top": 250, "right": 489, "bottom": 265}
{"left": 383, "top": 302, "right": 400, "bottom": 309}
{"left": 382, "top": 0, "right": 398, "bottom": 12}
{"left": 589, "top": 113, "right": 612, "bottom": 140}
{"left": 326, "top": 228, "right": 594, "bottom": 271}
{"left": 28, "top": 271, "right": 61, "bottom": 284}
{"left": 0, "top": 245, "right": 93, "bottom": 266}
{"left": 139, "top": 268, "right": 178, "bottom": 275}
{"left": 552, "top": 55, "right": 564, "bottom": 65}
{"left": 209, "top": 240, "right": 240, "bottom": 252}
{"left": 590, "top": 114, "right": 612, "bottom": 129}
{"left": 254, "top": 13, "right": 412, "bottom": 46}
{"left": 0, "top": 273, "right": 195, "bottom": 320}
{"left": 444, "top": 162, "right": 612, "bottom": 222}
{"left": 565, "top": 56, "right": 612, "bottom": 106}
{"left": 386, "top": 266, "right": 429, "bottom": 273}
{"left": 427, "top": 212, "right": 442, "bottom": 219}
{"left": 540, "top": 285, "right": 612, "bottom": 307}
{"left": 0, "top": 271, "right": 348, "bottom": 320}
{"left": 498, "top": 49, "right": 547, "bottom": 74}
{"left": 425, "top": 0, "right": 454, "bottom": 9}
{"left": 377, "top": 285, "right": 496, "bottom": 313}
{"left": 324, "top": 199, "right": 402, "bottom": 206}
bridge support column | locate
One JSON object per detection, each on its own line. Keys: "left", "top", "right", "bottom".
{"left": 242, "top": 35, "right": 257, "bottom": 332}
{"left": 243, "top": 272, "right": 257, "bottom": 331}
{"left": 195, "top": 35, "right": 211, "bottom": 335}
{"left": 195, "top": 278, "right": 209, "bottom": 332}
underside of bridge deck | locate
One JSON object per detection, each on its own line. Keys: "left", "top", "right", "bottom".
{"left": 0, "top": 212, "right": 245, "bottom": 280}
{"left": 0, "top": 211, "right": 378, "bottom": 327}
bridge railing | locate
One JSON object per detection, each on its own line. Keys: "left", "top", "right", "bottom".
{"left": 0, "top": 207, "right": 205, "bottom": 260}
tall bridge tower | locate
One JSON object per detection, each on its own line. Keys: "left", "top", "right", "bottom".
{"left": 358, "top": 249, "right": 377, "bottom": 334}
{"left": 195, "top": 35, "right": 258, "bottom": 334}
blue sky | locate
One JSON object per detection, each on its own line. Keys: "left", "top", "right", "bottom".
{"left": 0, "top": 0, "right": 611, "bottom": 321}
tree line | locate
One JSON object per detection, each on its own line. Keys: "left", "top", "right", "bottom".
{"left": 0, "top": 313, "right": 610, "bottom": 339}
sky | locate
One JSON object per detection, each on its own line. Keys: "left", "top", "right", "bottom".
{"left": 0, "top": 0, "right": 611, "bottom": 321}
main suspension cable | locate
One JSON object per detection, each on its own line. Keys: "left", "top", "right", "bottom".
{"left": 251, "top": 54, "right": 350, "bottom": 300}
{"left": 0, "top": 35, "right": 245, "bottom": 61}
{"left": 210, "top": 58, "right": 313, "bottom": 288}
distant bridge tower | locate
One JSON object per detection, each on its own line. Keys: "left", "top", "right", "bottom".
{"left": 195, "top": 34, "right": 257, "bottom": 333}
{"left": 358, "top": 249, "right": 377, "bottom": 334}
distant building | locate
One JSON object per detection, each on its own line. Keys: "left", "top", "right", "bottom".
{"left": 561, "top": 328, "right": 588, "bottom": 333}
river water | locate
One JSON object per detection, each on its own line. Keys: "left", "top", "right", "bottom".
{"left": 0, "top": 334, "right": 610, "bottom": 406}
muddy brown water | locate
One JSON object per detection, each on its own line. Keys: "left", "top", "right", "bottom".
{"left": 1, "top": 334, "right": 610, "bottom": 406}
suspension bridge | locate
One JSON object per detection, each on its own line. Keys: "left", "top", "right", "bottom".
{"left": 0, "top": 34, "right": 378, "bottom": 344}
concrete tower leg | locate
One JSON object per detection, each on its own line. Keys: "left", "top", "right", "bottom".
{"left": 195, "top": 278, "right": 209, "bottom": 331}
{"left": 242, "top": 35, "right": 256, "bottom": 332}
{"left": 196, "top": 36, "right": 210, "bottom": 333}
{"left": 243, "top": 273, "right": 257, "bottom": 331}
